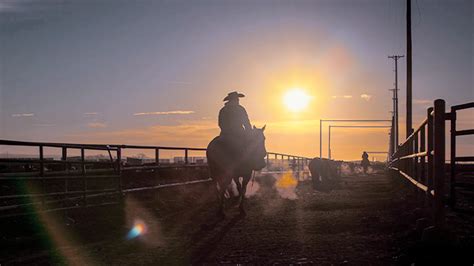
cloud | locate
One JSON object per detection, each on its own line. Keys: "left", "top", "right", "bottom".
{"left": 68, "top": 120, "right": 217, "bottom": 148}
{"left": 166, "top": 81, "right": 192, "bottom": 85}
{"left": 84, "top": 112, "right": 98, "bottom": 116}
{"left": 34, "top": 123, "right": 56, "bottom": 127}
{"left": 11, "top": 113, "right": 34, "bottom": 117}
{"left": 87, "top": 122, "right": 107, "bottom": 128}
{"left": 360, "top": 94, "right": 372, "bottom": 101}
{"left": 331, "top": 95, "right": 353, "bottom": 99}
{"left": 133, "top": 110, "right": 195, "bottom": 116}
{"left": 66, "top": 118, "right": 393, "bottom": 160}
{"left": 0, "top": 2, "right": 21, "bottom": 13}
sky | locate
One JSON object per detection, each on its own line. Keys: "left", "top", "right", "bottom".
{"left": 0, "top": 0, "right": 473, "bottom": 160}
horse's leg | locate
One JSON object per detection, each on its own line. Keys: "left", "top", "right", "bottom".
{"left": 217, "top": 177, "right": 232, "bottom": 218}
{"left": 214, "top": 179, "right": 226, "bottom": 218}
{"left": 214, "top": 179, "right": 224, "bottom": 218}
{"left": 239, "top": 173, "right": 251, "bottom": 215}
{"left": 234, "top": 176, "right": 242, "bottom": 200}
{"left": 217, "top": 184, "right": 226, "bottom": 218}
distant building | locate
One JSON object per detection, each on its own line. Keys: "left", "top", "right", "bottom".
{"left": 173, "top": 156, "right": 207, "bottom": 164}
{"left": 126, "top": 157, "right": 143, "bottom": 165}
{"left": 174, "top": 157, "right": 185, "bottom": 164}
{"left": 142, "top": 158, "right": 171, "bottom": 164}
{"left": 67, "top": 156, "right": 82, "bottom": 161}
{"left": 158, "top": 158, "right": 171, "bottom": 164}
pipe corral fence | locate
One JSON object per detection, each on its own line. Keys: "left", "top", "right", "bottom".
{"left": 0, "top": 139, "right": 311, "bottom": 217}
{"left": 389, "top": 100, "right": 474, "bottom": 227}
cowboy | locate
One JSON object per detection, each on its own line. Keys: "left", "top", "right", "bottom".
{"left": 218, "top": 91, "right": 252, "bottom": 157}
{"left": 362, "top": 151, "right": 369, "bottom": 161}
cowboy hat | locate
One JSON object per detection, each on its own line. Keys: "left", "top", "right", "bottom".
{"left": 223, "top": 91, "right": 245, "bottom": 101}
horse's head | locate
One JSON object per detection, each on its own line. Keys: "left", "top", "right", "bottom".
{"left": 248, "top": 125, "right": 267, "bottom": 170}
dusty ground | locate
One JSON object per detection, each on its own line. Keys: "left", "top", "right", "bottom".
{"left": 1, "top": 172, "right": 473, "bottom": 265}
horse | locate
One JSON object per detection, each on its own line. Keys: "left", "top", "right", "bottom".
{"left": 206, "top": 126, "right": 267, "bottom": 217}
{"left": 309, "top": 158, "right": 342, "bottom": 190}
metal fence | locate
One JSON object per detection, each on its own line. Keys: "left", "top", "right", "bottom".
{"left": 449, "top": 102, "right": 474, "bottom": 207}
{"left": 389, "top": 99, "right": 474, "bottom": 226}
{"left": 0, "top": 139, "right": 310, "bottom": 217}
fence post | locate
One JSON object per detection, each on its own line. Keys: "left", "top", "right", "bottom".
{"left": 62, "top": 147, "right": 68, "bottom": 203}
{"left": 185, "top": 149, "right": 189, "bottom": 164}
{"left": 433, "top": 99, "right": 446, "bottom": 227}
{"left": 402, "top": 142, "right": 407, "bottom": 180}
{"left": 117, "top": 148, "right": 122, "bottom": 196}
{"left": 81, "top": 148, "right": 87, "bottom": 206}
{"left": 427, "top": 107, "right": 434, "bottom": 206}
{"left": 414, "top": 133, "right": 419, "bottom": 198}
{"left": 450, "top": 107, "right": 456, "bottom": 207}
{"left": 39, "top": 145, "right": 45, "bottom": 207}
{"left": 155, "top": 148, "right": 160, "bottom": 166}
{"left": 420, "top": 126, "right": 426, "bottom": 197}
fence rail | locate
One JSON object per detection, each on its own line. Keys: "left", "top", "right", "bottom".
{"left": 0, "top": 139, "right": 310, "bottom": 217}
{"left": 389, "top": 99, "right": 474, "bottom": 227}
{"left": 450, "top": 102, "right": 474, "bottom": 207}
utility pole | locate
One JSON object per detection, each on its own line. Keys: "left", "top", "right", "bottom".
{"left": 388, "top": 55, "right": 404, "bottom": 150}
{"left": 389, "top": 115, "right": 394, "bottom": 156}
{"left": 406, "top": 0, "right": 413, "bottom": 138}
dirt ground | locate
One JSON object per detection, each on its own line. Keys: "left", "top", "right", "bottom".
{"left": 1, "top": 171, "right": 473, "bottom": 265}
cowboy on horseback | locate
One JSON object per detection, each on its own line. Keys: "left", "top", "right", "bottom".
{"left": 218, "top": 91, "right": 252, "bottom": 158}
{"left": 361, "top": 151, "right": 370, "bottom": 175}
{"left": 206, "top": 91, "right": 267, "bottom": 216}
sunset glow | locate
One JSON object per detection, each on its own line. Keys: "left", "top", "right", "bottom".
{"left": 1, "top": 1, "right": 472, "bottom": 264}
{"left": 283, "top": 89, "right": 311, "bottom": 112}
{"left": 1, "top": 0, "right": 472, "bottom": 161}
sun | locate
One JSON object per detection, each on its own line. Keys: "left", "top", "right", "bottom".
{"left": 283, "top": 89, "right": 311, "bottom": 112}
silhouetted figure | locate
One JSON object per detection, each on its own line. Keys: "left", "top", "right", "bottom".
{"left": 309, "top": 158, "right": 341, "bottom": 191}
{"left": 218, "top": 91, "right": 252, "bottom": 158}
{"left": 207, "top": 126, "right": 267, "bottom": 217}
{"left": 207, "top": 91, "right": 266, "bottom": 217}
{"left": 361, "top": 151, "right": 370, "bottom": 175}
{"left": 309, "top": 158, "right": 322, "bottom": 189}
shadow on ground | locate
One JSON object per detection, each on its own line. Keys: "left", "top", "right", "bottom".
{"left": 1, "top": 172, "right": 473, "bottom": 265}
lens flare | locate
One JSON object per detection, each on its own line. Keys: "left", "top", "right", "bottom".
{"left": 275, "top": 172, "right": 298, "bottom": 200}
{"left": 127, "top": 220, "right": 147, "bottom": 239}
{"left": 276, "top": 172, "right": 298, "bottom": 188}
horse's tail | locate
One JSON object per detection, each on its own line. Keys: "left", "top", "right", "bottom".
{"left": 206, "top": 137, "right": 220, "bottom": 179}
